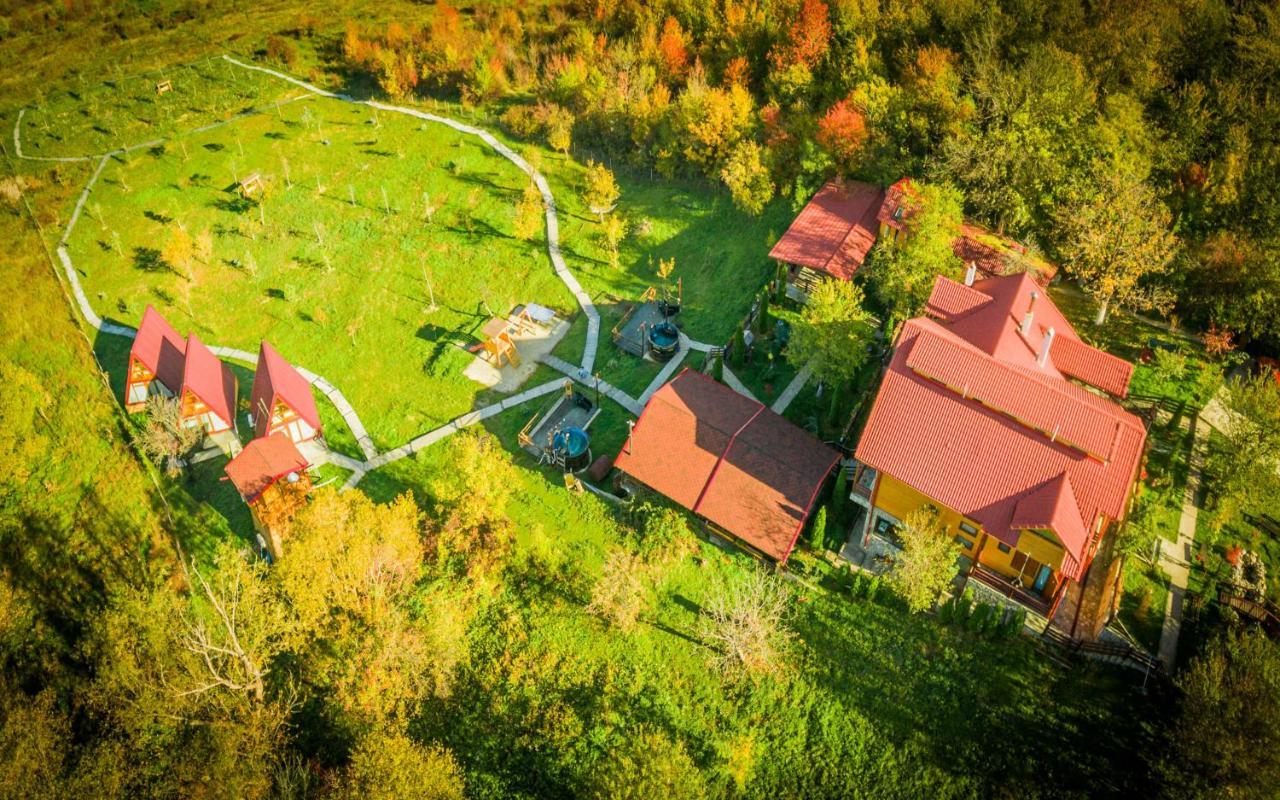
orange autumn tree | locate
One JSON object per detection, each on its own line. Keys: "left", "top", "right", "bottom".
{"left": 816, "top": 98, "right": 868, "bottom": 169}
{"left": 770, "top": 0, "right": 831, "bottom": 70}
{"left": 658, "top": 16, "right": 689, "bottom": 79}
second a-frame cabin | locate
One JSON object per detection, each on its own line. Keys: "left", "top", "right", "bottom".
{"left": 179, "top": 332, "right": 238, "bottom": 439}
{"left": 250, "top": 341, "right": 322, "bottom": 444}
{"left": 124, "top": 306, "right": 187, "bottom": 412}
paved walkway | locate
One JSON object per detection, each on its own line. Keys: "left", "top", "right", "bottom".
{"left": 1156, "top": 414, "right": 1207, "bottom": 667}
{"left": 719, "top": 364, "right": 758, "bottom": 402}
{"left": 770, "top": 362, "right": 813, "bottom": 414}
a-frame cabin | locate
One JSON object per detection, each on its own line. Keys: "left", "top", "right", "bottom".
{"left": 250, "top": 341, "right": 322, "bottom": 443}
{"left": 125, "top": 306, "right": 187, "bottom": 412}
{"left": 179, "top": 332, "right": 238, "bottom": 438}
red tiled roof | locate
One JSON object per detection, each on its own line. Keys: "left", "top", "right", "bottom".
{"left": 855, "top": 281, "right": 1146, "bottom": 581}
{"left": 952, "top": 224, "right": 1060, "bottom": 284}
{"left": 1010, "top": 472, "right": 1090, "bottom": 563}
{"left": 182, "top": 332, "right": 237, "bottom": 427}
{"left": 130, "top": 306, "right": 187, "bottom": 392}
{"left": 614, "top": 369, "right": 839, "bottom": 562}
{"left": 1049, "top": 335, "right": 1135, "bottom": 398}
{"left": 251, "top": 341, "right": 321, "bottom": 438}
{"left": 768, "top": 180, "right": 885, "bottom": 280}
{"left": 876, "top": 177, "right": 919, "bottom": 231}
{"left": 905, "top": 331, "right": 1122, "bottom": 462}
{"left": 924, "top": 275, "right": 992, "bottom": 320}
{"left": 224, "top": 432, "right": 309, "bottom": 503}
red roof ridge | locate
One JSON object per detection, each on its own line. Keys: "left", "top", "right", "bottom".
{"left": 904, "top": 321, "right": 1124, "bottom": 462}
{"left": 1010, "top": 472, "right": 1090, "bottom": 569}
{"left": 182, "top": 332, "right": 236, "bottom": 425}
{"left": 251, "top": 340, "right": 322, "bottom": 437}
{"left": 691, "top": 402, "right": 766, "bottom": 513}
{"left": 130, "top": 305, "right": 188, "bottom": 391}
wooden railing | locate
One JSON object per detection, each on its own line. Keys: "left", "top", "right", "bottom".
{"left": 1039, "top": 625, "right": 1165, "bottom": 677}
{"left": 968, "top": 562, "right": 1052, "bottom": 616}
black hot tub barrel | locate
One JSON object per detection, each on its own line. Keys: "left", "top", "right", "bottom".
{"left": 647, "top": 321, "right": 680, "bottom": 361}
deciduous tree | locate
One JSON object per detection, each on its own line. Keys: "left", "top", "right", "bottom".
{"left": 697, "top": 568, "right": 793, "bottom": 678}
{"left": 786, "top": 278, "right": 873, "bottom": 389}
{"left": 1056, "top": 162, "right": 1177, "bottom": 324}
{"left": 720, "top": 140, "right": 774, "bottom": 215}
{"left": 333, "top": 731, "right": 465, "bottom": 800}
{"left": 885, "top": 508, "right": 959, "bottom": 614}
{"left": 869, "top": 181, "right": 964, "bottom": 324}
{"left": 1166, "top": 630, "right": 1280, "bottom": 799}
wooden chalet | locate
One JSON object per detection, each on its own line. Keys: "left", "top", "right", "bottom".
{"left": 613, "top": 369, "right": 840, "bottom": 564}
{"left": 224, "top": 432, "right": 311, "bottom": 560}
{"left": 179, "top": 332, "right": 238, "bottom": 439}
{"left": 768, "top": 179, "right": 884, "bottom": 303}
{"left": 125, "top": 306, "right": 187, "bottom": 412}
{"left": 250, "top": 341, "right": 322, "bottom": 443}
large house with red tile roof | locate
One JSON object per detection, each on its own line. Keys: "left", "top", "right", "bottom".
{"left": 851, "top": 271, "right": 1146, "bottom": 641}
{"left": 125, "top": 306, "right": 187, "bottom": 411}
{"left": 614, "top": 369, "right": 840, "bottom": 564}
{"left": 250, "top": 341, "right": 321, "bottom": 444}
{"left": 179, "top": 332, "right": 238, "bottom": 442}
{"left": 769, "top": 179, "right": 885, "bottom": 302}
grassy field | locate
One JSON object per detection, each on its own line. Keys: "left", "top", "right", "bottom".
{"left": 64, "top": 87, "right": 578, "bottom": 448}
{"left": 17, "top": 56, "right": 304, "bottom": 157}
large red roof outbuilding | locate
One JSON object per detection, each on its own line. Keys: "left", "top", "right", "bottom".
{"left": 614, "top": 369, "right": 840, "bottom": 562}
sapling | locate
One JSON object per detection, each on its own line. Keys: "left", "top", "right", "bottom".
{"left": 348, "top": 184, "right": 356, "bottom": 206}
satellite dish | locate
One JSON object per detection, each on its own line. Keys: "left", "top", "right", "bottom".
{"left": 286, "top": 472, "right": 300, "bottom": 484}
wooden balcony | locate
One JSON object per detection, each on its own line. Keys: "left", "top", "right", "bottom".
{"left": 967, "top": 562, "right": 1052, "bottom": 617}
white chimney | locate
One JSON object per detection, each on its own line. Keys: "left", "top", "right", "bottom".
{"left": 1020, "top": 291, "right": 1039, "bottom": 336}
{"left": 1038, "top": 327, "right": 1056, "bottom": 366}
{"left": 964, "top": 262, "right": 977, "bottom": 286}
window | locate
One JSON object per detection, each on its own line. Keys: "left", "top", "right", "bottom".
{"left": 997, "top": 543, "right": 1011, "bottom": 554}
{"left": 953, "top": 535, "right": 972, "bottom": 550}
{"left": 127, "top": 382, "right": 148, "bottom": 404}
{"left": 959, "top": 521, "right": 979, "bottom": 536}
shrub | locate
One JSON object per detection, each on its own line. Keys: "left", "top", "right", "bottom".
{"left": 809, "top": 506, "right": 828, "bottom": 551}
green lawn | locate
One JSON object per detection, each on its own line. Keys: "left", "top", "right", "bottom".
{"left": 66, "top": 90, "right": 578, "bottom": 449}
{"left": 18, "top": 56, "right": 304, "bottom": 157}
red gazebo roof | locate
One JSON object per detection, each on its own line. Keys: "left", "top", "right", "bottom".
{"left": 224, "top": 432, "right": 309, "bottom": 503}
{"left": 768, "top": 179, "right": 885, "bottom": 281}
{"left": 250, "top": 341, "right": 321, "bottom": 438}
{"left": 614, "top": 369, "right": 839, "bottom": 562}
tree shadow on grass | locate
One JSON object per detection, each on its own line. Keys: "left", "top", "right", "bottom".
{"left": 132, "top": 246, "right": 171, "bottom": 273}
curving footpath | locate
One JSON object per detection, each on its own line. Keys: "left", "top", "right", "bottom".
{"left": 17, "top": 55, "right": 682, "bottom": 490}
